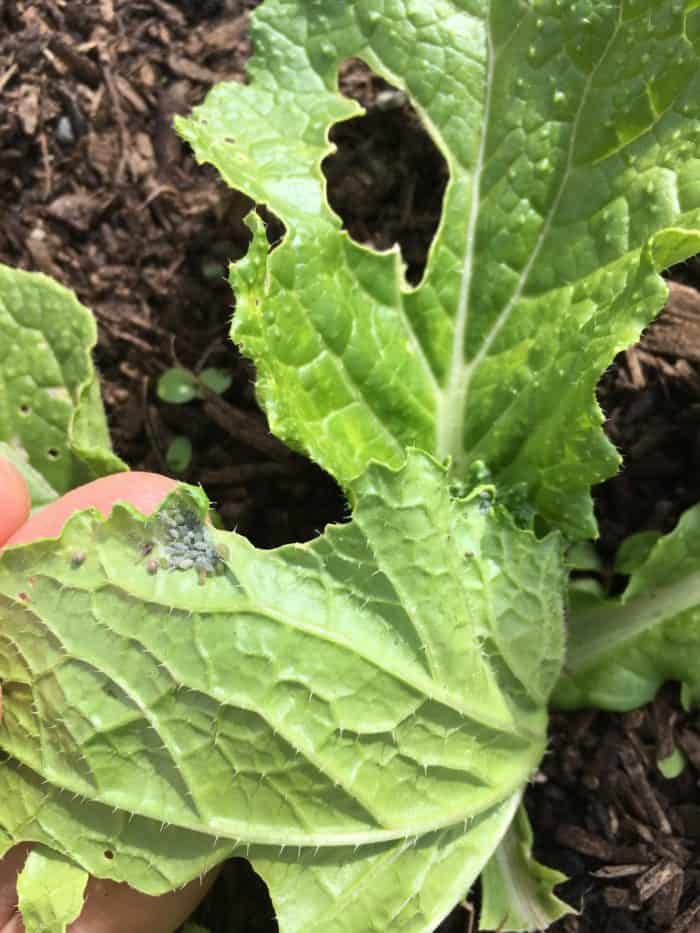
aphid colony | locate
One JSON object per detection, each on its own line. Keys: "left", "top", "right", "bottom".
{"left": 160, "top": 507, "right": 226, "bottom": 579}
{"left": 67, "top": 505, "right": 228, "bottom": 583}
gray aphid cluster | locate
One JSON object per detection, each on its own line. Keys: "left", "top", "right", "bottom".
{"left": 161, "top": 508, "right": 222, "bottom": 575}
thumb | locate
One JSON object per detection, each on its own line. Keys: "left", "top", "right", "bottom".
{"left": 0, "top": 461, "right": 31, "bottom": 547}
{"left": 5, "top": 471, "right": 178, "bottom": 548}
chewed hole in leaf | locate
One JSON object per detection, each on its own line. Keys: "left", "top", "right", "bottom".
{"left": 322, "top": 58, "right": 448, "bottom": 286}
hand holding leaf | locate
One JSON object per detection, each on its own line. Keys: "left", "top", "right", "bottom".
{"left": 0, "top": 462, "right": 217, "bottom": 933}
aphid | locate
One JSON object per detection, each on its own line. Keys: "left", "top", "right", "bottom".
{"left": 160, "top": 505, "right": 224, "bottom": 579}
{"left": 70, "top": 551, "right": 86, "bottom": 569}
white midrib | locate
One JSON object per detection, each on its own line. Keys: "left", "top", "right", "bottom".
{"left": 436, "top": 14, "right": 622, "bottom": 467}
{"left": 436, "top": 23, "right": 495, "bottom": 463}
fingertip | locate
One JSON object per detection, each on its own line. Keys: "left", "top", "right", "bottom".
{"left": 5, "top": 472, "right": 179, "bottom": 548}
{"left": 0, "top": 460, "right": 31, "bottom": 547}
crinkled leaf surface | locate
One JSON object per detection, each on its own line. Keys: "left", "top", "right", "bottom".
{"left": 0, "top": 452, "right": 564, "bottom": 930}
{"left": 253, "top": 790, "right": 523, "bottom": 933}
{"left": 554, "top": 501, "right": 700, "bottom": 711}
{"left": 16, "top": 845, "right": 88, "bottom": 933}
{"left": 0, "top": 264, "right": 125, "bottom": 504}
{"left": 479, "top": 806, "right": 571, "bottom": 932}
{"left": 177, "top": 0, "right": 700, "bottom": 538}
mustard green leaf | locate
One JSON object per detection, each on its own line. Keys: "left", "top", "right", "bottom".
{"left": 0, "top": 264, "right": 125, "bottom": 502}
{"left": 177, "top": 0, "right": 700, "bottom": 538}
{"left": 254, "top": 791, "right": 523, "bottom": 933}
{"left": 479, "top": 806, "right": 571, "bottom": 932}
{"left": 16, "top": 845, "right": 88, "bottom": 933}
{"left": 554, "top": 501, "right": 700, "bottom": 711}
{"left": 613, "top": 529, "right": 661, "bottom": 575}
{"left": 0, "top": 452, "right": 564, "bottom": 929}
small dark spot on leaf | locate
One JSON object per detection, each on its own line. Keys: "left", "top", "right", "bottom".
{"left": 104, "top": 850, "right": 114, "bottom": 860}
{"left": 47, "top": 448, "right": 61, "bottom": 460}
{"left": 71, "top": 552, "right": 86, "bottom": 569}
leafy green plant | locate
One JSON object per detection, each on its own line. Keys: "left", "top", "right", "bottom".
{"left": 157, "top": 366, "right": 232, "bottom": 404}
{"left": 2, "top": 2, "right": 700, "bottom": 931}
{"left": 166, "top": 435, "right": 193, "bottom": 473}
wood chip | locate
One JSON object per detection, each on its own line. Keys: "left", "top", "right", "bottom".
{"left": 635, "top": 860, "right": 682, "bottom": 902}
{"left": 554, "top": 825, "right": 614, "bottom": 860}
{"left": 47, "top": 36, "right": 100, "bottom": 88}
{"left": 592, "top": 864, "right": 647, "bottom": 879}
{"left": 17, "top": 84, "right": 41, "bottom": 135}
{"left": 618, "top": 744, "right": 673, "bottom": 834}
{"left": 114, "top": 75, "right": 148, "bottom": 114}
{"left": 603, "top": 886, "right": 632, "bottom": 909}
{"left": 206, "top": 13, "right": 249, "bottom": 50}
{"left": 46, "top": 190, "right": 106, "bottom": 232}
{"left": 669, "top": 895, "right": 700, "bottom": 933}
{"left": 643, "top": 280, "right": 700, "bottom": 361}
{"left": 650, "top": 865, "right": 684, "bottom": 928}
{"left": 166, "top": 52, "right": 220, "bottom": 84}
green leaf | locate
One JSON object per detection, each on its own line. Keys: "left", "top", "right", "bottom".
{"left": 0, "top": 264, "right": 125, "bottom": 502}
{"left": 198, "top": 367, "right": 232, "bottom": 395}
{"left": 553, "top": 501, "right": 700, "bottom": 711}
{"left": 255, "top": 791, "right": 523, "bottom": 933}
{"left": 565, "top": 541, "right": 602, "bottom": 574}
{"left": 657, "top": 745, "right": 686, "bottom": 780}
{"left": 0, "top": 452, "right": 565, "bottom": 929}
{"left": 479, "top": 806, "right": 571, "bottom": 932}
{"left": 166, "top": 435, "right": 193, "bottom": 473}
{"left": 614, "top": 530, "right": 662, "bottom": 575}
{"left": 16, "top": 845, "right": 88, "bottom": 933}
{"left": 176, "top": 0, "right": 700, "bottom": 538}
{"left": 157, "top": 368, "right": 198, "bottom": 404}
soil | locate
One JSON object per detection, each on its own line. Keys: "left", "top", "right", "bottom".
{"left": 1, "top": 3, "right": 700, "bottom": 932}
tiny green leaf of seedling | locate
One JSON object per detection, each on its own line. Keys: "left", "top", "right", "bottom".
{"left": 657, "top": 745, "right": 687, "bottom": 781}
{"left": 198, "top": 367, "right": 232, "bottom": 395}
{"left": 165, "top": 435, "right": 192, "bottom": 473}
{"left": 157, "top": 368, "right": 198, "bottom": 404}
{"left": 157, "top": 366, "right": 232, "bottom": 404}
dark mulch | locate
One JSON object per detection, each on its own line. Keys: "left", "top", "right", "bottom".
{"left": 2, "top": 3, "right": 700, "bottom": 932}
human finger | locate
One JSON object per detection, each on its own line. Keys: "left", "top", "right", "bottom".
{"left": 0, "top": 461, "right": 30, "bottom": 548}
{"left": 5, "top": 472, "right": 177, "bottom": 548}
